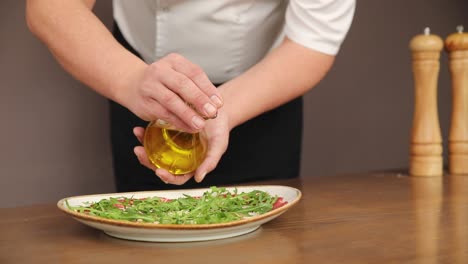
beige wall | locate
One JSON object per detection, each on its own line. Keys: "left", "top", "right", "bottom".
{"left": 1, "top": 1, "right": 466, "bottom": 207}
{"left": 302, "top": 0, "right": 467, "bottom": 176}
{"left": 0, "top": 1, "right": 115, "bottom": 207}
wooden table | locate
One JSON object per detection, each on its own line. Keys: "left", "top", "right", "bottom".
{"left": 1, "top": 171, "right": 468, "bottom": 264}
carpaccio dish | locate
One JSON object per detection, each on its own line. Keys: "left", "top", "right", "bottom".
{"left": 67, "top": 186, "right": 288, "bottom": 225}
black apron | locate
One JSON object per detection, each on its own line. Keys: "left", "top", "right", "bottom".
{"left": 110, "top": 23, "right": 303, "bottom": 192}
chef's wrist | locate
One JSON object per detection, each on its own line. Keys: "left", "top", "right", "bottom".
{"left": 112, "top": 59, "right": 148, "bottom": 109}
{"left": 217, "top": 84, "right": 242, "bottom": 131}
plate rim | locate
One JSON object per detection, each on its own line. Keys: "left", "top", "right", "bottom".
{"left": 57, "top": 185, "right": 302, "bottom": 230}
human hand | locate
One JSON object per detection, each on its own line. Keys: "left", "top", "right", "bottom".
{"left": 119, "top": 53, "right": 223, "bottom": 132}
{"left": 133, "top": 107, "right": 230, "bottom": 185}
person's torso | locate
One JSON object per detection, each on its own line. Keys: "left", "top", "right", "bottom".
{"left": 113, "top": 0, "right": 288, "bottom": 83}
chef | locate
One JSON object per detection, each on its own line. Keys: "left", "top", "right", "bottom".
{"left": 26, "top": 0, "right": 355, "bottom": 191}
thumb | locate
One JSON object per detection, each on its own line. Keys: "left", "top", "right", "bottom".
{"left": 194, "top": 136, "right": 228, "bottom": 183}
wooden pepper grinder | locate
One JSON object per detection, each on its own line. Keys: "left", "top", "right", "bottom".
{"left": 446, "top": 25, "right": 468, "bottom": 175}
{"left": 409, "top": 27, "right": 444, "bottom": 177}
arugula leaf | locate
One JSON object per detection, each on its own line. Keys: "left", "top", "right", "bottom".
{"left": 67, "top": 186, "right": 283, "bottom": 224}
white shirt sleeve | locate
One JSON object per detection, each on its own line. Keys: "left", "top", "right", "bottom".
{"left": 285, "top": 0, "right": 356, "bottom": 55}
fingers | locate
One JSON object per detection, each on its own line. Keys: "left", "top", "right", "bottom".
{"left": 130, "top": 53, "right": 223, "bottom": 133}
{"left": 167, "top": 53, "right": 223, "bottom": 108}
{"left": 134, "top": 146, "right": 158, "bottom": 171}
{"left": 153, "top": 53, "right": 222, "bottom": 122}
{"left": 155, "top": 169, "right": 193, "bottom": 185}
{"left": 159, "top": 69, "right": 218, "bottom": 119}
{"left": 144, "top": 80, "right": 205, "bottom": 131}
{"left": 194, "top": 154, "right": 221, "bottom": 183}
{"left": 134, "top": 145, "right": 194, "bottom": 185}
{"left": 194, "top": 135, "right": 228, "bottom": 183}
{"left": 133, "top": 127, "right": 145, "bottom": 144}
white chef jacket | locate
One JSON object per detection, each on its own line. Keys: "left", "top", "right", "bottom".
{"left": 113, "top": 0, "right": 355, "bottom": 84}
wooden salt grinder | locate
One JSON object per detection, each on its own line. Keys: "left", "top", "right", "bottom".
{"left": 446, "top": 25, "right": 468, "bottom": 175}
{"left": 409, "top": 28, "right": 444, "bottom": 177}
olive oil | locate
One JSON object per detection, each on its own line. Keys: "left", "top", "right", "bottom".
{"left": 143, "top": 121, "right": 207, "bottom": 175}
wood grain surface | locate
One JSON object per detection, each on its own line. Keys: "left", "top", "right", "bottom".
{"left": 1, "top": 172, "right": 468, "bottom": 264}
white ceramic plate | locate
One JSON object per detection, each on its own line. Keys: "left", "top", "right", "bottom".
{"left": 57, "top": 185, "right": 301, "bottom": 242}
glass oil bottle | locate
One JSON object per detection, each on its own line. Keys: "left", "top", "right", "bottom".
{"left": 143, "top": 120, "right": 207, "bottom": 175}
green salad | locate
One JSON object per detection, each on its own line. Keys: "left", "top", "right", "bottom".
{"left": 67, "top": 186, "right": 287, "bottom": 225}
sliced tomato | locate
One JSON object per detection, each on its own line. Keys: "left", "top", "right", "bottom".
{"left": 272, "top": 197, "right": 288, "bottom": 209}
{"left": 113, "top": 203, "right": 125, "bottom": 209}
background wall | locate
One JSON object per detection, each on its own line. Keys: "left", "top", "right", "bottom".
{"left": 302, "top": 1, "right": 467, "bottom": 176}
{"left": 0, "top": 1, "right": 115, "bottom": 207}
{"left": 1, "top": 1, "right": 467, "bottom": 207}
